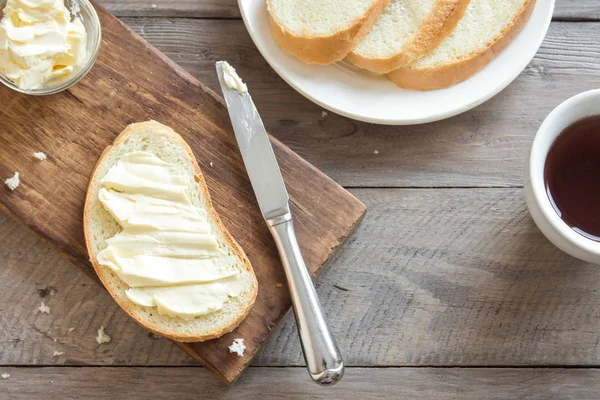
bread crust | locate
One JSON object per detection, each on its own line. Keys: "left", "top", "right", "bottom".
{"left": 348, "top": 0, "right": 471, "bottom": 74}
{"left": 388, "top": 0, "right": 536, "bottom": 90}
{"left": 267, "top": 0, "right": 391, "bottom": 64}
{"left": 83, "top": 121, "right": 258, "bottom": 342}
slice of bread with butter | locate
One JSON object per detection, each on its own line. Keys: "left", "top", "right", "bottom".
{"left": 84, "top": 121, "right": 258, "bottom": 342}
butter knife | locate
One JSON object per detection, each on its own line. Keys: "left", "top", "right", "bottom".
{"left": 216, "top": 61, "right": 344, "bottom": 386}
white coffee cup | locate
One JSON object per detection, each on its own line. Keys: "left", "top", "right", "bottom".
{"left": 525, "top": 89, "right": 600, "bottom": 263}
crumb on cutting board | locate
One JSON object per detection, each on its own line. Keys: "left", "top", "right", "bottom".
{"left": 373, "top": 150, "right": 379, "bottom": 155}
{"left": 275, "top": 283, "right": 283, "bottom": 288}
{"left": 33, "top": 152, "right": 47, "bottom": 161}
{"left": 1, "top": 373, "right": 9, "bottom": 379}
{"left": 228, "top": 338, "right": 245, "bottom": 356}
{"left": 321, "top": 110, "right": 328, "bottom": 118}
{"left": 38, "top": 302, "right": 50, "bottom": 314}
{"left": 68, "top": 327, "right": 75, "bottom": 333}
{"left": 52, "top": 351, "right": 64, "bottom": 357}
{"left": 96, "top": 326, "right": 111, "bottom": 345}
{"left": 5, "top": 172, "right": 20, "bottom": 191}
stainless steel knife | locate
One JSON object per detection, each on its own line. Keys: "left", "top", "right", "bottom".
{"left": 216, "top": 61, "right": 344, "bottom": 386}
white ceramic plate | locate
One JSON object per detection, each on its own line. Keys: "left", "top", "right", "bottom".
{"left": 238, "top": 0, "right": 555, "bottom": 125}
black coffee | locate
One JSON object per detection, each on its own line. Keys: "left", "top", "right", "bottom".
{"left": 545, "top": 115, "right": 600, "bottom": 241}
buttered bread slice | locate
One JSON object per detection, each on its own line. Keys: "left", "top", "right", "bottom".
{"left": 84, "top": 121, "right": 257, "bottom": 342}
{"left": 389, "top": 0, "right": 536, "bottom": 90}
{"left": 267, "top": 0, "right": 390, "bottom": 64}
{"left": 348, "top": 0, "right": 471, "bottom": 74}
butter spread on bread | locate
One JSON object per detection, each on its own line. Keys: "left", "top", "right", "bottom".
{"left": 84, "top": 121, "right": 257, "bottom": 342}
{"left": 96, "top": 151, "right": 248, "bottom": 320}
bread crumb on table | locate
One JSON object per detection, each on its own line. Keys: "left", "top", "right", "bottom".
{"left": 209, "top": 161, "right": 214, "bottom": 167}
{"left": 1, "top": 373, "right": 9, "bottom": 379}
{"left": 321, "top": 110, "right": 328, "bottom": 118}
{"left": 275, "top": 283, "right": 283, "bottom": 288}
{"left": 33, "top": 152, "right": 47, "bottom": 161}
{"left": 5, "top": 172, "right": 19, "bottom": 191}
{"left": 38, "top": 302, "right": 50, "bottom": 314}
{"left": 373, "top": 150, "right": 379, "bottom": 155}
{"left": 68, "top": 327, "right": 75, "bottom": 333}
{"left": 228, "top": 338, "right": 245, "bottom": 356}
{"left": 96, "top": 326, "right": 111, "bottom": 345}
{"left": 52, "top": 351, "right": 64, "bottom": 357}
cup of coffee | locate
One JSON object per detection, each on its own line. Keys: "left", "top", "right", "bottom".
{"left": 525, "top": 89, "right": 600, "bottom": 263}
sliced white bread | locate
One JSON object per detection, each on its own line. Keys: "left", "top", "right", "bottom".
{"left": 348, "top": 0, "right": 471, "bottom": 74}
{"left": 83, "top": 121, "right": 258, "bottom": 342}
{"left": 388, "top": 0, "right": 535, "bottom": 90}
{"left": 267, "top": 0, "right": 391, "bottom": 64}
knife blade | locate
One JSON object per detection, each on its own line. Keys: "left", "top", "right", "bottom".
{"left": 216, "top": 61, "right": 344, "bottom": 386}
{"left": 215, "top": 61, "right": 289, "bottom": 221}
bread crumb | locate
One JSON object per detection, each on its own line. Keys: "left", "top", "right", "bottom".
{"left": 52, "top": 351, "right": 64, "bottom": 357}
{"left": 68, "top": 327, "right": 75, "bottom": 333}
{"left": 53, "top": 338, "right": 57, "bottom": 343}
{"left": 275, "top": 283, "right": 283, "bottom": 288}
{"left": 209, "top": 161, "right": 214, "bottom": 167}
{"left": 1, "top": 373, "right": 9, "bottom": 379}
{"left": 321, "top": 110, "right": 328, "bottom": 118}
{"left": 151, "top": 3, "right": 157, "bottom": 7}
{"left": 5, "top": 172, "right": 19, "bottom": 191}
{"left": 33, "top": 152, "right": 47, "bottom": 161}
{"left": 96, "top": 326, "right": 111, "bottom": 345}
{"left": 373, "top": 150, "right": 379, "bottom": 155}
{"left": 228, "top": 338, "right": 245, "bottom": 356}
{"left": 38, "top": 302, "right": 50, "bottom": 314}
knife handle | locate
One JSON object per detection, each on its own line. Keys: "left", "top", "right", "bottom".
{"left": 268, "top": 213, "right": 344, "bottom": 386}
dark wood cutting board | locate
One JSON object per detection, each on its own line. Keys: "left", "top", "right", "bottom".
{"left": 0, "top": 2, "right": 365, "bottom": 384}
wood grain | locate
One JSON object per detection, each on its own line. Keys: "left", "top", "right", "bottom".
{"left": 0, "top": 3, "right": 365, "bottom": 383}
{"left": 5, "top": 189, "right": 600, "bottom": 367}
{"left": 112, "top": 18, "right": 600, "bottom": 188}
{"left": 0, "top": 213, "right": 194, "bottom": 366}
{"left": 97, "top": 0, "right": 600, "bottom": 20}
{"left": 3, "top": 367, "right": 600, "bottom": 399}
{"left": 1, "top": 0, "right": 600, "bottom": 395}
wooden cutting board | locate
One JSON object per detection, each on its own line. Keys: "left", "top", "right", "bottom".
{"left": 0, "top": 2, "right": 365, "bottom": 385}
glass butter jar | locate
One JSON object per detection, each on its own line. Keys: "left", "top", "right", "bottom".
{"left": 0, "top": 0, "right": 101, "bottom": 95}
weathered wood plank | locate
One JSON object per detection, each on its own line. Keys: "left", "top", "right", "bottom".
{"left": 117, "top": 18, "right": 600, "bottom": 188}
{"left": 554, "top": 1, "right": 600, "bottom": 21}
{"left": 99, "top": 0, "right": 240, "bottom": 18}
{"left": 96, "top": 0, "right": 600, "bottom": 20}
{"left": 3, "top": 367, "right": 600, "bottom": 399}
{"left": 4, "top": 189, "right": 600, "bottom": 367}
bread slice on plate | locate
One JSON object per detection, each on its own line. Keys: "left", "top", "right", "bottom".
{"left": 83, "top": 121, "right": 258, "bottom": 342}
{"left": 348, "top": 0, "right": 471, "bottom": 74}
{"left": 389, "top": 0, "right": 536, "bottom": 90}
{"left": 267, "top": 0, "right": 391, "bottom": 64}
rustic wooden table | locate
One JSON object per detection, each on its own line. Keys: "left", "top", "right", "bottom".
{"left": 2, "top": 0, "right": 600, "bottom": 398}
